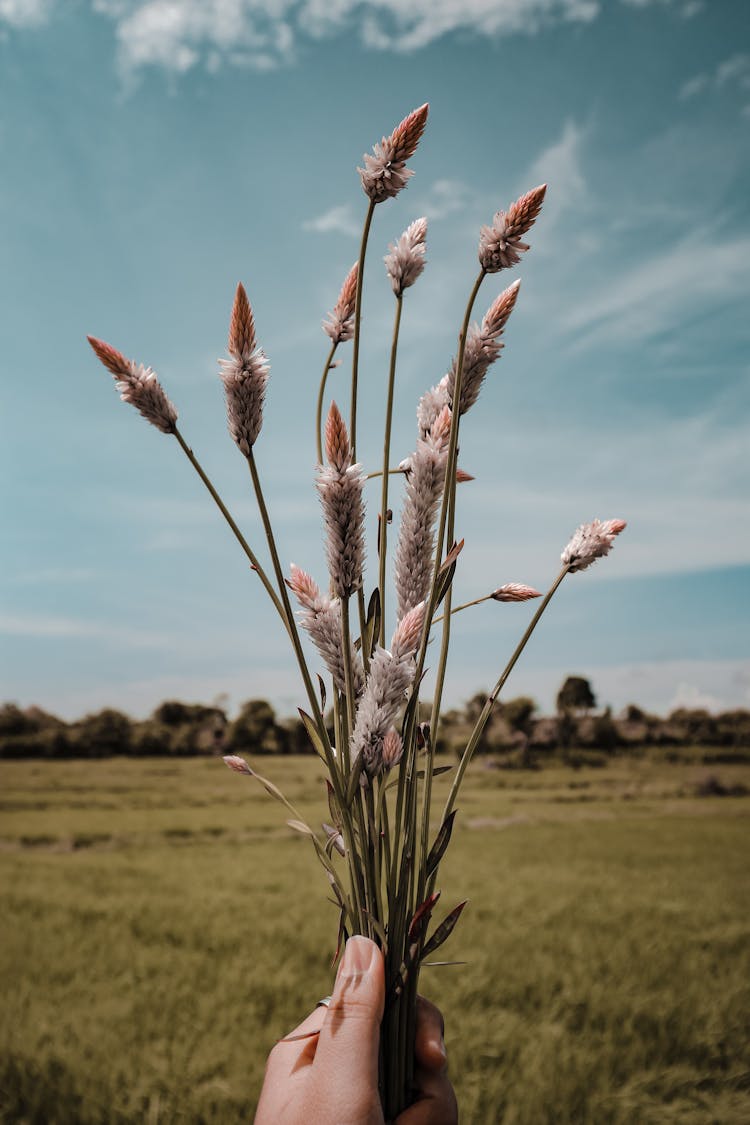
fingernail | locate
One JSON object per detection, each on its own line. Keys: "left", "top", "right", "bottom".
{"left": 340, "top": 935, "right": 377, "bottom": 978}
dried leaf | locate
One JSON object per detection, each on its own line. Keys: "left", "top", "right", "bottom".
{"left": 287, "top": 818, "right": 314, "bottom": 837}
{"left": 426, "top": 810, "right": 457, "bottom": 878}
{"left": 317, "top": 675, "right": 327, "bottom": 714}
{"left": 421, "top": 900, "right": 468, "bottom": 961}
{"left": 408, "top": 891, "right": 441, "bottom": 943}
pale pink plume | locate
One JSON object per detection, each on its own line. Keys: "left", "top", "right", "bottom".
{"left": 223, "top": 755, "right": 253, "bottom": 775}
{"left": 385, "top": 217, "right": 428, "bottom": 296}
{"left": 324, "top": 400, "right": 351, "bottom": 472}
{"left": 491, "top": 583, "right": 543, "bottom": 602}
{"left": 561, "top": 519, "right": 627, "bottom": 573}
{"left": 218, "top": 284, "right": 269, "bottom": 455}
{"left": 323, "top": 262, "right": 358, "bottom": 344}
{"left": 392, "top": 601, "right": 426, "bottom": 658}
{"left": 228, "top": 282, "right": 256, "bottom": 360}
{"left": 478, "top": 185, "right": 547, "bottom": 273}
{"left": 446, "top": 280, "right": 521, "bottom": 416}
{"left": 382, "top": 728, "right": 404, "bottom": 770}
{"left": 87, "top": 335, "right": 178, "bottom": 434}
{"left": 287, "top": 564, "right": 364, "bottom": 694}
{"left": 317, "top": 403, "right": 366, "bottom": 599}
{"left": 395, "top": 411, "right": 452, "bottom": 619}
{"left": 359, "top": 103, "right": 429, "bottom": 203}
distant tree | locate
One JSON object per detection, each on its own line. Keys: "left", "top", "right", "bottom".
{"left": 0, "top": 704, "right": 36, "bottom": 738}
{"left": 592, "top": 707, "right": 621, "bottom": 752}
{"left": 228, "top": 699, "right": 285, "bottom": 754}
{"left": 73, "top": 709, "right": 133, "bottom": 757}
{"left": 557, "top": 676, "right": 596, "bottom": 715}
{"left": 501, "top": 696, "right": 538, "bottom": 734}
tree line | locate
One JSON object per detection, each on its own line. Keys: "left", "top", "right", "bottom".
{"left": 1, "top": 677, "right": 748, "bottom": 762}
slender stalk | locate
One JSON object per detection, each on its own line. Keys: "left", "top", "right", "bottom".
{"left": 432, "top": 594, "right": 491, "bottom": 624}
{"left": 339, "top": 597, "right": 357, "bottom": 767}
{"left": 316, "top": 341, "right": 338, "bottom": 465}
{"left": 366, "top": 467, "right": 406, "bottom": 481}
{"left": 173, "top": 428, "right": 286, "bottom": 625}
{"left": 438, "top": 565, "right": 570, "bottom": 832}
{"left": 378, "top": 294, "right": 403, "bottom": 645}
{"left": 350, "top": 199, "right": 376, "bottom": 461}
{"left": 245, "top": 451, "right": 341, "bottom": 793}
{"left": 411, "top": 269, "right": 485, "bottom": 905}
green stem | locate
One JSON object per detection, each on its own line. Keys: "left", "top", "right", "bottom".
{"left": 316, "top": 341, "right": 338, "bottom": 465}
{"left": 432, "top": 593, "right": 491, "bottom": 624}
{"left": 173, "top": 428, "right": 285, "bottom": 625}
{"left": 437, "top": 565, "right": 570, "bottom": 844}
{"left": 245, "top": 450, "right": 340, "bottom": 791}
{"left": 411, "top": 269, "right": 485, "bottom": 906}
{"left": 350, "top": 199, "right": 376, "bottom": 461}
{"left": 378, "top": 293, "right": 403, "bottom": 646}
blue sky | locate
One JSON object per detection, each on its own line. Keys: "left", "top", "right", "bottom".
{"left": 1, "top": 0, "right": 748, "bottom": 720}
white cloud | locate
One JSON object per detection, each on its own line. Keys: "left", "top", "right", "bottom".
{"left": 561, "top": 232, "right": 750, "bottom": 347}
{"left": 678, "top": 53, "right": 750, "bottom": 107}
{"left": 0, "top": 0, "right": 53, "bottom": 26}
{"left": 302, "top": 203, "right": 360, "bottom": 238}
{"left": 414, "top": 179, "right": 474, "bottom": 222}
{"left": 524, "top": 119, "right": 586, "bottom": 230}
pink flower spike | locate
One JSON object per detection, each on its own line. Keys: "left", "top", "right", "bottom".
{"left": 359, "top": 103, "right": 430, "bottom": 203}
{"left": 223, "top": 755, "right": 253, "bottom": 775}
{"left": 323, "top": 262, "right": 358, "bottom": 344}
{"left": 478, "top": 185, "right": 547, "bottom": 273}
{"left": 561, "top": 518, "right": 627, "bottom": 573}
{"left": 491, "top": 583, "right": 543, "bottom": 603}
{"left": 382, "top": 728, "right": 404, "bottom": 770}
{"left": 392, "top": 601, "right": 426, "bottom": 658}
{"left": 87, "top": 335, "right": 178, "bottom": 434}
{"left": 385, "top": 217, "right": 428, "bottom": 296}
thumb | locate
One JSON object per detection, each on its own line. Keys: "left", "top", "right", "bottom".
{"left": 313, "top": 936, "right": 385, "bottom": 1093}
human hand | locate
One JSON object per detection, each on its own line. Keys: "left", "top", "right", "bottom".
{"left": 255, "top": 936, "right": 458, "bottom": 1124}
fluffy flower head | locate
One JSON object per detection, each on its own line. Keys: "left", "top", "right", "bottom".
{"left": 562, "top": 519, "right": 627, "bottom": 573}
{"left": 323, "top": 262, "right": 358, "bottom": 344}
{"left": 385, "top": 217, "right": 427, "bottom": 296}
{"left": 219, "top": 284, "right": 270, "bottom": 455}
{"left": 87, "top": 336, "right": 178, "bottom": 434}
{"left": 478, "top": 185, "right": 546, "bottom": 273}
{"left": 359, "top": 103, "right": 429, "bottom": 203}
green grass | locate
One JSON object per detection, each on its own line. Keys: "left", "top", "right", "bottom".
{"left": 1, "top": 755, "right": 749, "bottom": 1123}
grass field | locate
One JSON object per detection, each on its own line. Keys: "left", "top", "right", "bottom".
{"left": 1, "top": 754, "right": 749, "bottom": 1124}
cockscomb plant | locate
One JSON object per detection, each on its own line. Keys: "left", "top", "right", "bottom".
{"left": 88, "top": 102, "right": 626, "bottom": 1120}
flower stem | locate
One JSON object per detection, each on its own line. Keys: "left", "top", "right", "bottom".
{"left": 432, "top": 594, "right": 491, "bottom": 624}
{"left": 434, "top": 565, "right": 570, "bottom": 877}
{"left": 378, "top": 294, "right": 403, "bottom": 646}
{"left": 172, "top": 428, "right": 285, "bottom": 624}
{"left": 246, "top": 450, "right": 338, "bottom": 783}
{"left": 316, "top": 341, "right": 338, "bottom": 465}
{"left": 413, "top": 269, "right": 485, "bottom": 907}
{"left": 350, "top": 199, "right": 376, "bottom": 461}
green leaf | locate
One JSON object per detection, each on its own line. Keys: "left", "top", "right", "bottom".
{"left": 426, "top": 810, "right": 457, "bottom": 878}
{"left": 298, "top": 708, "right": 327, "bottom": 762}
{"left": 345, "top": 754, "right": 366, "bottom": 806}
{"left": 421, "top": 900, "right": 468, "bottom": 961}
{"left": 286, "top": 818, "right": 314, "bottom": 836}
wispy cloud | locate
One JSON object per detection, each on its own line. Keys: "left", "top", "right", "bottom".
{"left": 561, "top": 232, "right": 750, "bottom": 347}
{"left": 302, "top": 203, "right": 360, "bottom": 238}
{"left": 0, "top": 0, "right": 52, "bottom": 28}
{"left": 679, "top": 52, "right": 750, "bottom": 110}
{"left": 4, "top": 0, "right": 696, "bottom": 75}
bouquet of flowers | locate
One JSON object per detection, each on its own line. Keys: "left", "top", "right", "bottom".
{"left": 88, "top": 102, "right": 625, "bottom": 1119}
